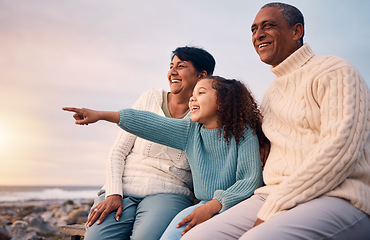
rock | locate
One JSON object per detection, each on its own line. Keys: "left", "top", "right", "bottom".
{"left": 11, "top": 231, "right": 39, "bottom": 240}
{"left": 0, "top": 217, "right": 10, "bottom": 226}
{"left": 11, "top": 220, "right": 28, "bottom": 229}
{"left": 66, "top": 209, "right": 89, "bottom": 225}
{"left": 8, "top": 220, "right": 39, "bottom": 240}
{"left": 0, "top": 199, "right": 94, "bottom": 239}
{"left": 40, "top": 211, "right": 53, "bottom": 223}
{"left": 0, "top": 225, "right": 9, "bottom": 239}
{"left": 17, "top": 206, "right": 47, "bottom": 218}
{"left": 24, "top": 214, "right": 58, "bottom": 234}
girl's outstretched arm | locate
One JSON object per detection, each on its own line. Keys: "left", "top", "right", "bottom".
{"left": 62, "top": 107, "right": 120, "bottom": 125}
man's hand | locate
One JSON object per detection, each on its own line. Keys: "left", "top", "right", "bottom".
{"left": 177, "top": 199, "right": 222, "bottom": 236}
{"left": 86, "top": 195, "right": 123, "bottom": 227}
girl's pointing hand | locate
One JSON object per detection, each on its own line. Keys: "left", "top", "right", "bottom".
{"left": 62, "top": 107, "right": 100, "bottom": 125}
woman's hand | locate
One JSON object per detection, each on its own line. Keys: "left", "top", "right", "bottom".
{"left": 86, "top": 194, "right": 123, "bottom": 227}
{"left": 62, "top": 107, "right": 120, "bottom": 125}
{"left": 177, "top": 199, "right": 222, "bottom": 236}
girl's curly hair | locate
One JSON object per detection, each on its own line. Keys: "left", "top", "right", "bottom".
{"left": 209, "top": 76, "right": 267, "bottom": 147}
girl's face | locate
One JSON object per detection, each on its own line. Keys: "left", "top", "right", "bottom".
{"left": 189, "top": 78, "right": 219, "bottom": 129}
{"left": 167, "top": 55, "right": 200, "bottom": 97}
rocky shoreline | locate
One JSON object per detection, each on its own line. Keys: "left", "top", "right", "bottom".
{"left": 0, "top": 199, "right": 93, "bottom": 240}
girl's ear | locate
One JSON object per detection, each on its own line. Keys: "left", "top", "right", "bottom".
{"left": 198, "top": 70, "right": 208, "bottom": 79}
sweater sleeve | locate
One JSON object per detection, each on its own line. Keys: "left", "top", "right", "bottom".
{"left": 258, "top": 64, "right": 370, "bottom": 221}
{"left": 104, "top": 129, "right": 136, "bottom": 197}
{"left": 214, "top": 130, "right": 263, "bottom": 212}
{"left": 118, "top": 108, "right": 191, "bottom": 151}
{"left": 104, "top": 90, "right": 153, "bottom": 197}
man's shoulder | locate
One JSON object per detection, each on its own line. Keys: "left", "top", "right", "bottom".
{"left": 314, "top": 52, "right": 353, "bottom": 66}
{"left": 308, "top": 54, "right": 356, "bottom": 74}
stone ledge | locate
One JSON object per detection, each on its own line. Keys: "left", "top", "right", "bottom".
{"left": 60, "top": 224, "right": 86, "bottom": 239}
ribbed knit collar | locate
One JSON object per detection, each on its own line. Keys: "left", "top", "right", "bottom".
{"left": 271, "top": 44, "right": 314, "bottom": 77}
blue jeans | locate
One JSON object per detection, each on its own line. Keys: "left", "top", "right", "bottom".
{"left": 160, "top": 201, "right": 209, "bottom": 240}
{"left": 84, "top": 191, "right": 193, "bottom": 240}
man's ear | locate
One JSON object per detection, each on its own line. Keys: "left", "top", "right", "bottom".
{"left": 292, "top": 23, "right": 304, "bottom": 41}
{"left": 198, "top": 70, "right": 208, "bottom": 79}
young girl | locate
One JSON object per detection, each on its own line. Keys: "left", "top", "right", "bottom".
{"left": 63, "top": 76, "right": 265, "bottom": 239}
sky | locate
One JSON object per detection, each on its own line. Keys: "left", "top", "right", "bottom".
{"left": 1, "top": 0, "right": 369, "bottom": 186}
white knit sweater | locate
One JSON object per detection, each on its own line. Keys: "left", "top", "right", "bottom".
{"left": 103, "top": 89, "right": 193, "bottom": 198}
{"left": 256, "top": 44, "right": 370, "bottom": 221}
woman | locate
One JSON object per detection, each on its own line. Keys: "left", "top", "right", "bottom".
{"left": 82, "top": 46, "right": 215, "bottom": 240}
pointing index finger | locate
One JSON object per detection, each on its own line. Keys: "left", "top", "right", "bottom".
{"left": 62, "top": 107, "right": 80, "bottom": 113}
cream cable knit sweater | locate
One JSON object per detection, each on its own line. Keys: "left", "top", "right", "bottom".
{"left": 256, "top": 44, "right": 370, "bottom": 221}
{"left": 102, "top": 89, "right": 193, "bottom": 198}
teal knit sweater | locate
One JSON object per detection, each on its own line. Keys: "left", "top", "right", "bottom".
{"left": 118, "top": 109, "right": 263, "bottom": 212}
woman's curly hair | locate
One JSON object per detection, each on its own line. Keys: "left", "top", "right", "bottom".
{"left": 209, "top": 76, "right": 267, "bottom": 147}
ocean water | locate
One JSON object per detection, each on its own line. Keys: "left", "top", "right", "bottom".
{"left": 0, "top": 185, "right": 101, "bottom": 202}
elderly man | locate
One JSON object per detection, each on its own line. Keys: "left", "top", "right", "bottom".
{"left": 181, "top": 2, "right": 370, "bottom": 239}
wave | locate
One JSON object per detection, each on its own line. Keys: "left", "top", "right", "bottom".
{"left": 0, "top": 186, "right": 100, "bottom": 202}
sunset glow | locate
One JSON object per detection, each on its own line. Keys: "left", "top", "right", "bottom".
{"left": 0, "top": 0, "right": 369, "bottom": 186}
{"left": 0, "top": 124, "right": 12, "bottom": 157}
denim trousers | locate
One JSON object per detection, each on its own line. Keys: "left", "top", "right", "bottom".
{"left": 160, "top": 200, "right": 208, "bottom": 240}
{"left": 84, "top": 191, "right": 193, "bottom": 240}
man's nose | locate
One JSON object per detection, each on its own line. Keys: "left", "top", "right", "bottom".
{"left": 253, "top": 28, "right": 266, "bottom": 41}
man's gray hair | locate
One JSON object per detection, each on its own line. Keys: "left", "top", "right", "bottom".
{"left": 262, "top": 2, "right": 305, "bottom": 45}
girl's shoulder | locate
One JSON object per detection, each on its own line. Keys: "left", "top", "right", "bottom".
{"left": 239, "top": 126, "right": 259, "bottom": 144}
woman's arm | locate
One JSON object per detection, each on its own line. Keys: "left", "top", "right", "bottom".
{"left": 104, "top": 90, "right": 152, "bottom": 198}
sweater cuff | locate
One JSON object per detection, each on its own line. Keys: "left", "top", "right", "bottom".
{"left": 213, "top": 190, "right": 233, "bottom": 213}
{"left": 104, "top": 182, "right": 123, "bottom": 198}
{"left": 213, "top": 197, "right": 224, "bottom": 213}
{"left": 118, "top": 109, "right": 126, "bottom": 127}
